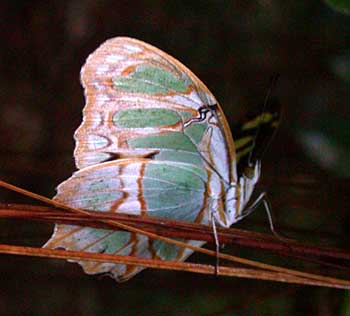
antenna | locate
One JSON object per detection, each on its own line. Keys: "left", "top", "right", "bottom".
{"left": 247, "top": 74, "right": 280, "bottom": 166}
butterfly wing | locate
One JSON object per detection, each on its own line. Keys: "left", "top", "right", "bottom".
{"left": 75, "top": 37, "right": 236, "bottom": 184}
{"left": 44, "top": 159, "right": 212, "bottom": 281}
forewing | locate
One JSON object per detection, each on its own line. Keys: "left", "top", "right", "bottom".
{"left": 75, "top": 37, "right": 236, "bottom": 183}
{"left": 44, "top": 159, "right": 210, "bottom": 281}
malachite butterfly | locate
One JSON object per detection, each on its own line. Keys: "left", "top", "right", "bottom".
{"left": 44, "top": 37, "right": 280, "bottom": 281}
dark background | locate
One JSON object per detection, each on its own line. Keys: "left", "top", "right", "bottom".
{"left": 1, "top": 1, "right": 350, "bottom": 315}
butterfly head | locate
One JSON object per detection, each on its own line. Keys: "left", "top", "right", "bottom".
{"left": 238, "top": 160, "right": 261, "bottom": 209}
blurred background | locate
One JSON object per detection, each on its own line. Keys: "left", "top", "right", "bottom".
{"left": 1, "top": 1, "right": 350, "bottom": 315}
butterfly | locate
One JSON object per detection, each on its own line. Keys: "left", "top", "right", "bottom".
{"left": 44, "top": 37, "right": 280, "bottom": 281}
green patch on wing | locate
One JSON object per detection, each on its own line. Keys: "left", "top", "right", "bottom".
{"left": 152, "top": 240, "right": 182, "bottom": 261}
{"left": 144, "top": 162, "right": 206, "bottom": 191}
{"left": 185, "top": 123, "right": 207, "bottom": 144}
{"left": 128, "top": 132, "right": 203, "bottom": 165}
{"left": 143, "top": 162, "right": 206, "bottom": 221}
{"left": 87, "top": 135, "right": 109, "bottom": 150}
{"left": 81, "top": 179, "right": 118, "bottom": 211}
{"left": 143, "top": 162, "right": 207, "bottom": 260}
{"left": 113, "top": 65, "right": 189, "bottom": 94}
{"left": 180, "top": 111, "right": 193, "bottom": 121}
{"left": 83, "top": 229, "right": 132, "bottom": 254}
{"left": 129, "top": 132, "right": 196, "bottom": 152}
{"left": 113, "top": 108, "right": 181, "bottom": 128}
{"left": 58, "top": 177, "right": 123, "bottom": 212}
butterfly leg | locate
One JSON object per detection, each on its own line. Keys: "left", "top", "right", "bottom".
{"left": 246, "top": 192, "right": 292, "bottom": 242}
{"left": 211, "top": 214, "right": 220, "bottom": 276}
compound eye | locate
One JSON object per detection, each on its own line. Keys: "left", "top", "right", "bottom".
{"left": 243, "top": 166, "right": 256, "bottom": 179}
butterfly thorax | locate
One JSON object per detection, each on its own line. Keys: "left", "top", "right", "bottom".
{"left": 211, "top": 161, "right": 260, "bottom": 229}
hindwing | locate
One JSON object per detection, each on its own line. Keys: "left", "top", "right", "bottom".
{"left": 45, "top": 159, "right": 213, "bottom": 281}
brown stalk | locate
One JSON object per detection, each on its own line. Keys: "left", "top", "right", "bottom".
{"left": 1, "top": 203, "right": 350, "bottom": 266}
{"left": 0, "top": 179, "right": 350, "bottom": 288}
{"left": 0, "top": 243, "right": 346, "bottom": 289}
